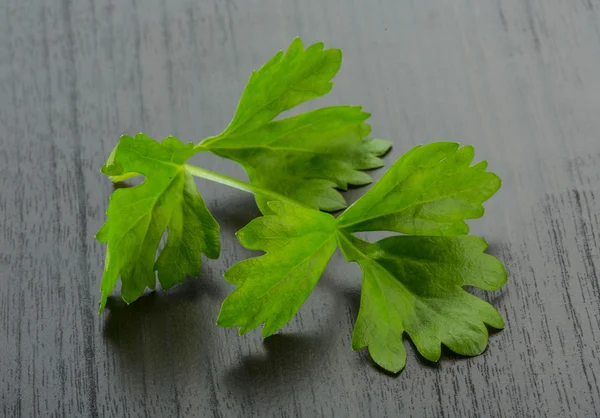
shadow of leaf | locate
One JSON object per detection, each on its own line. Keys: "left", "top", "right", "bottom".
{"left": 102, "top": 275, "right": 225, "bottom": 381}
{"left": 209, "top": 193, "right": 261, "bottom": 236}
{"left": 223, "top": 333, "right": 332, "bottom": 397}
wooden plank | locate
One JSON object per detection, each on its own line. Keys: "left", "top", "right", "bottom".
{"left": 0, "top": 0, "right": 599, "bottom": 416}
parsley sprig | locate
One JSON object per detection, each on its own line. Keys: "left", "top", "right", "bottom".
{"left": 97, "top": 38, "right": 506, "bottom": 373}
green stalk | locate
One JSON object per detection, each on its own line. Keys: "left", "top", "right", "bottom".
{"left": 193, "top": 135, "right": 221, "bottom": 150}
{"left": 184, "top": 164, "right": 306, "bottom": 208}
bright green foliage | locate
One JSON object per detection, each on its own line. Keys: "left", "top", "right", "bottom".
{"left": 215, "top": 143, "right": 505, "bottom": 373}
{"left": 333, "top": 142, "right": 506, "bottom": 372}
{"left": 202, "top": 38, "right": 391, "bottom": 212}
{"left": 96, "top": 134, "right": 219, "bottom": 312}
{"left": 206, "top": 37, "right": 341, "bottom": 139}
{"left": 217, "top": 201, "right": 337, "bottom": 336}
{"left": 337, "top": 232, "right": 506, "bottom": 373}
{"left": 97, "top": 38, "right": 508, "bottom": 375}
{"left": 337, "top": 142, "right": 501, "bottom": 235}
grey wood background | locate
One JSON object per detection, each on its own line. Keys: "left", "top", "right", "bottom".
{"left": 1, "top": 0, "right": 599, "bottom": 417}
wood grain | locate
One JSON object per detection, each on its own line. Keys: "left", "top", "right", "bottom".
{"left": 1, "top": 0, "right": 599, "bottom": 416}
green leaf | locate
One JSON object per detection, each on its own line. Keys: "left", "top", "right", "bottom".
{"left": 95, "top": 39, "right": 508, "bottom": 377}
{"left": 217, "top": 201, "right": 337, "bottom": 337}
{"left": 202, "top": 38, "right": 392, "bottom": 212}
{"left": 210, "top": 37, "right": 342, "bottom": 139}
{"left": 206, "top": 106, "right": 391, "bottom": 212}
{"left": 337, "top": 232, "right": 506, "bottom": 373}
{"left": 96, "top": 134, "right": 220, "bottom": 312}
{"left": 337, "top": 142, "right": 501, "bottom": 235}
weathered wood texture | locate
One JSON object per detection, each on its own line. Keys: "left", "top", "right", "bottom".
{"left": 1, "top": 0, "right": 599, "bottom": 417}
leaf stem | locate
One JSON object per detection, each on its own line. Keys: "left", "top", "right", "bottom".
{"left": 193, "top": 135, "right": 221, "bottom": 150}
{"left": 184, "top": 163, "right": 305, "bottom": 207}
{"left": 335, "top": 229, "right": 370, "bottom": 262}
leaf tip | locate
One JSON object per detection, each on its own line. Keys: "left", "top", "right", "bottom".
{"left": 261, "top": 326, "right": 277, "bottom": 339}
{"left": 238, "top": 325, "right": 253, "bottom": 336}
{"left": 98, "top": 295, "right": 107, "bottom": 314}
{"left": 215, "top": 313, "right": 226, "bottom": 328}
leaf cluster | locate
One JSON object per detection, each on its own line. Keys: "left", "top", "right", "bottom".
{"left": 97, "top": 38, "right": 506, "bottom": 373}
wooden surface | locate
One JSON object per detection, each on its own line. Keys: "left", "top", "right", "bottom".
{"left": 1, "top": 0, "right": 599, "bottom": 417}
